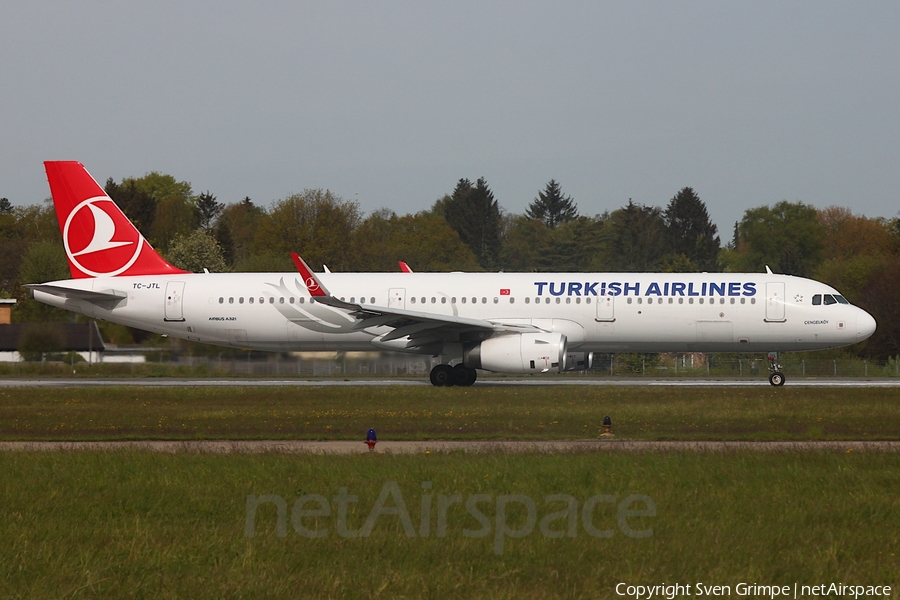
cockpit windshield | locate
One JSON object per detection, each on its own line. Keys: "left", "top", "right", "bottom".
{"left": 812, "top": 294, "right": 850, "bottom": 306}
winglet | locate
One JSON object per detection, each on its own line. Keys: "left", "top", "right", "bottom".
{"left": 290, "top": 252, "right": 328, "bottom": 297}
{"left": 398, "top": 261, "right": 413, "bottom": 273}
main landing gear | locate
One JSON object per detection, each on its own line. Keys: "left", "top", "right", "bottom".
{"left": 429, "top": 364, "right": 477, "bottom": 387}
{"left": 767, "top": 352, "right": 785, "bottom": 387}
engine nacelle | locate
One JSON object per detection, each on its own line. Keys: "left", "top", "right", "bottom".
{"left": 563, "top": 351, "right": 593, "bottom": 372}
{"left": 464, "top": 333, "right": 567, "bottom": 374}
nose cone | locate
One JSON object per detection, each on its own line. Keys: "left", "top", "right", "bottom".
{"left": 856, "top": 310, "right": 876, "bottom": 341}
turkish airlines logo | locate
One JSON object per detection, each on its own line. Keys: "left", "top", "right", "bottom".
{"left": 306, "top": 277, "right": 320, "bottom": 292}
{"left": 63, "top": 196, "right": 144, "bottom": 277}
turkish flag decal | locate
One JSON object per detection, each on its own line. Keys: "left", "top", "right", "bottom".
{"left": 500, "top": 289, "right": 510, "bottom": 295}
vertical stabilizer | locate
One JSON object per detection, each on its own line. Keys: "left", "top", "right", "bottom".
{"left": 44, "top": 161, "right": 189, "bottom": 278}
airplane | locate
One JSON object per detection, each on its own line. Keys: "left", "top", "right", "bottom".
{"left": 29, "top": 161, "right": 877, "bottom": 387}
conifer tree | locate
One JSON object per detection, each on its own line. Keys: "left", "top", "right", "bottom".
{"left": 526, "top": 179, "right": 578, "bottom": 228}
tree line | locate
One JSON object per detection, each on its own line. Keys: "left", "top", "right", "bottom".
{"left": 1, "top": 172, "right": 898, "bottom": 359}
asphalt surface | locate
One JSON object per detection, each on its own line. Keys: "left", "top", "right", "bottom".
{"left": 0, "top": 377, "right": 898, "bottom": 388}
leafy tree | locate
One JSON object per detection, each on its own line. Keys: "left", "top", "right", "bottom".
{"left": 166, "top": 230, "right": 229, "bottom": 273}
{"left": 817, "top": 207, "right": 894, "bottom": 261}
{"left": 150, "top": 195, "right": 197, "bottom": 253}
{"left": 15, "top": 239, "right": 71, "bottom": 322}
{"left": 526, "top": 179, "right": 578, "bottom": 229}
{"left": 19, "top": 239, "right": 69, "bottom": 284}
{"left": 104, "top": 178, "right": 156, "bottom": 237}
{"left": 857, "top": 257, "right": 900, "bottom": 360}
{"left": 17, "top": 323, "right": 65, "bottom": 361}
{"left": 195, "top": 191, "right": 223, "bottom": 230}
{"left": 252, "top": 189, "right": 361, "bottom": 271}
{"left": 500, "top": 216, "right": 549, "bottom": 271}
{"left": 663, "top": 187, "right": 720, "bottom": 271}
{"left": 603, "top": 200, "right": 667, "bottom": 271}
{"left": 218, "top": 197, "right": 265, "bottom": 268}
{"left": 0, "top": 198, "right": 12, "bottom": 214}
{"left": 353, "top": 210, "right": 479, "bottom": 271}
{"left": 441, "top": 177, "right": 502, "bottom": 269}
{"left": 723, "top": 201, "right": 824, "bottom": 276}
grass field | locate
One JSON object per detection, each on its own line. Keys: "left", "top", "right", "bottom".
{"left": 0, "top": 385, "right": 898, "bottom": 441}
{"left": 1, "top": 451, "right": 897, "bottom": 599}
{"left": 2, "top": 385, "right": 898, "bottom": 597}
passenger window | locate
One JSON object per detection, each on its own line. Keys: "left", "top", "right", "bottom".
{"left": 229, "top": 297, "right": 234, "bottom": 304}
{"left": 299, "top": 298, "right": 305, "bottom": 304}
{"left": 586, "top": 298, "right": 591, "bottom": 304}
{"left": 279, "top": 297, "right": 284, "bottom": 304}
{"left": 411, "top": 297, "right": 416, "bottom": 304}
{"left": 460, "top": 297, "right": 465, "bottom": 304}
{"left": 510, "top": 298, "right": 515, "bottom": 304}
{"left": 668, "top": 298, "right": 673, "bottom": 304}
{"left": 525, "top": 297, "right": 530, "bottom": 304}
{"left": 441, "top": 297, "right": 447, "bottom": 304}
{"left": 699, "top": 298, "right": 704, "bottom": 305}
{"left": 576, "top": 297, "right": 581, "bottom": 304}
{"left": 289, "top": 297, "right": 295, "bottom": 304}
{"left": 740, "top": 298, "right": 745, "bottom": 304}
{"left": 219, "top": 297, "right": 224, "bottom": 304}
{"left": 689, "top": 298, "right": 694, "bottom": 304}
{"left": 451, "top": 297, "right": 456, "bottom": 304}
{"left": 239, "top": 297, "right": 244, "bottom": 304}
{"left": 751, "top": 298, "right": 756, "bottom": 305}
{"left": 249, "top": 297, "right": 255, "bottom": 304}
{"left": 678, "top": 298, "right": 683, "bottom": 304}
{"left": 566, "top": 298, "right": 571, "bottom": 304}
{"left": 627, "top": 298, "right": 633, "bottom": 304}
{"left": 483, "top": 298, "right": 488, "bottom": 304}
{"left": 729, "top": 298, "right": 735, "bottom": 305}
{"left": 431, "top": 298, "right": 436, "bottom": 304}
{"left": 545, "top": 298, "right": 550, "bottom": 304}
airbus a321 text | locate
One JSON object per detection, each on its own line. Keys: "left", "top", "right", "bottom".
{"left": 30, "top": 161, "right": 876, "bottom": 387}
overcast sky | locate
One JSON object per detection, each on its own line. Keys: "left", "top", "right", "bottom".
{"left": 2, "top": 1, "right": 898, "bottom": 237}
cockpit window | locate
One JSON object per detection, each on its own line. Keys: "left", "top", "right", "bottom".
{"left": 812, "top": 294, "right": 821, "bottom": 305}
{"left": 834, "top": 295, "right": 849, "bottom": 304}
{"left": 823, "top": 294, "right": 837, "bottom": 305}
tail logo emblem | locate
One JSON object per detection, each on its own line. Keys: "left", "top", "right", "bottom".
{"left": 63, "top": 196, "right": 144, "bottom": 277}
{"left": 306, "top": 277, "right": 320, "bottom": 292}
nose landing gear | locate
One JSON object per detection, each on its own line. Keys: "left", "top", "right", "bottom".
{"left": 767, "top": 352, "right": 785, "bottom": 386}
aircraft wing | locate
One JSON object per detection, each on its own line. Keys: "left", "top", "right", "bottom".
{"left": 290, "top": 253, "right": 541, "bottom": 352}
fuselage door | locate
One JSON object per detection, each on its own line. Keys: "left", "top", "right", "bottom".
{"left": 765, "top": 282, "right": 786, "bottom": 322}
{"left": 595, "top": 296, "right": 615, "bottom": 322}
{"left": 164, "top": 281, "right": 186, "bottom": 322}
{"left": 388, "top": 288, "right": 405, "bottom": 310}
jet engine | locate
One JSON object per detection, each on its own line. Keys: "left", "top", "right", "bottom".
{"left": 464, "top": 333, "right": 567, "bottom": 374}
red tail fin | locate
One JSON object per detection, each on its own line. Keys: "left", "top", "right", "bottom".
{"left": 44, "top": 161, "right": 189, "bottom": 278}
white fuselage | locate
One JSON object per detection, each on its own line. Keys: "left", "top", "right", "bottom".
{"left": 35, "top": 271, "right": 876, "bottom": 356}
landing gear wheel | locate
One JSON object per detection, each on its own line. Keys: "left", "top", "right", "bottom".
{"left": 452, "top": 364, "right": 477, "bottom": 387}
{"left": 768, "top": 372, "right": 785, "bottom": 387}
{"left": 430, "top": 364, "right": 455, "bottom": 387}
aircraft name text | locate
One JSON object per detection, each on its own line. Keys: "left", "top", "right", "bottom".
{"left": 533, "top": 281, "right": 758, "bottom": 297}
